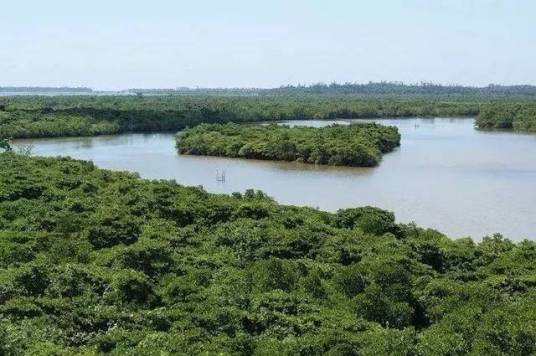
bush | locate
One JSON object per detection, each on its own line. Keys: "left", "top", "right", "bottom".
{"left": 87, "top": 208, "right": 141, "bottom": 248}
{"left": 251, "top": 259, "right": 298, "bottom": 292}
{"left": 13, "top": 265, "right": 49, "bottom": 296}
{"left": 335, "top": 206, "right": 398, "bottom": 235}
{"left": 333, "top": 264, "right": 368, "bottom": 298}
{"left": 107, "top": 270, "right": 159, "bottom": 307}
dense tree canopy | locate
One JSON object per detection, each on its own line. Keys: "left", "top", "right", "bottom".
{"left": 0, "top": 95, "right": 482, "bottom": 139}
{"left": 176, "top": 123, "right": 400, "bottom": 167}
{"left": 0, "top": 152, "right": 535, "bottom": 354}
{"left": 476, "top": 102, "right": 536, "bottom": 132}
{"left": 263, "top": 82, "right": 536, "bottom": 97}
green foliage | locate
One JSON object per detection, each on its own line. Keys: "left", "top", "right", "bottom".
{"left": 107, "top": 270, "right": 160, "bottom": 307}
{"left": 3, "top": 95, "right": 535, "bottom": 140}
{"left": 0, "top": 137, "right": 12, "bottom": 152}
{"left": 333, "top": 264, "right": 368, "bottom": 298}
{"left": 126, "top": 82, "right": 536, "bottom": 97}
{"left": 177, "top": 123, "right": 400, "bottom": 167}
{"left": 335, "top": 206, "right": 399, "bottom": 235}
{"left": 87, "top": 207, "right": 141, "bottom": 248}
{"left": 251, "top": 258, "right": 298, "bottom": 292}
{"left": 0, "top": 95, "right": 483, "bottom": 139}
{"left": 476, "top": 102, "right": 536, "bottom": 132}
{"left": 0, "top": 153, "right": 535, "bottom": 353}
{"left": 13, "top": 264, "right": 50, "bottom": 296}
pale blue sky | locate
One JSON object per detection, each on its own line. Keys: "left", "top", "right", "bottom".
{"left": 1, "top": 0, "right": 535, "bottom": 90}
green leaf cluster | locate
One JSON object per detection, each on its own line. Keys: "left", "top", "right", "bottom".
{"left": 476, "top": 103, "right": 536, "bottom": 132}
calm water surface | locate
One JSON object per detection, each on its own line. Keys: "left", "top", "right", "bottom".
{"left": 14, "top": 118, "right": 536, "bottom": 241}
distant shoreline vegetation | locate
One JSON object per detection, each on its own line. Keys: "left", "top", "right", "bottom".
{"left": 476, "top": 103, "right": 536, "bottom": 132}
{"left": 1, "top": 93, "right": 535, "bottom": 140}
{"left": 0, "top": 95, "right": 479, "bottom": 139}
{"left": 4, "top": 82, "right": 536, "bottom": 97}
{"left": 176, "top": 123, "right": 400, "bottom": 167}
{"left": 0, "top": 86, "right": 93, "bottom": 93}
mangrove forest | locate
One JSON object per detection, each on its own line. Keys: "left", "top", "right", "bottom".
{"left": 0, "top": 152, "right": 535, "bottom": 354}
{"left": 0, "top": 95, "right": 483, "bottom": 139}
{"left": 176, "top": 123, "right": 400, "bottom": 167}
{"left": 475, "top": 102, "right": 536, "bottom": 132}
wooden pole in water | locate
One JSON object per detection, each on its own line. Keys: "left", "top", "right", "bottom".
{"left": 216, "top": 169, "right": 226, "bottom": 182}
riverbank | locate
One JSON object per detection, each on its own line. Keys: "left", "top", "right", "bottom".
{"left": 12, "top": 118, "right": 536, "bottom": 240}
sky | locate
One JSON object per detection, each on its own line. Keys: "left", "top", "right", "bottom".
{"left": 1, "top": 0, "right": 535, "bottom": 90}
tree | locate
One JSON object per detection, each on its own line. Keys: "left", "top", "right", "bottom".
{"left": 0, "top": 137, "right": 12, "bottom": 152}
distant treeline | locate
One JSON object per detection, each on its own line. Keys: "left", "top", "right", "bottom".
{"left": 129, "top": 88, "right": 261, "bottom": 96}
{"left": 177, "top": 123, "right": 400, "bottom": 167}
{"left": 264, "top": 82, "right": 536, "bottom": 97}
{"left": 129, "top": 82, "right": 536, "bottom": 97}
{"left": 0, "top": 87, "right": 93, "bottom": 93}
{"left": 2, "top": 94, "right": 536, "bottom": 139}
{"left": 5, "top": 82, "right": 536, "bottom": 97}
{"left": 0, "top": 95, "right": 483, "bottom": 139}
{"left": 476, "top": 103, "right": 536, "bottom": 132}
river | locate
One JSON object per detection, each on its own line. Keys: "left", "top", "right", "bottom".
{"left": 14, "top": 118, "right": 536, "bottom": 241}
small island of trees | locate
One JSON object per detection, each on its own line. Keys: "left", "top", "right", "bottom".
{"left": 176, "top": 123, "right": 401, "bottom": 167}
